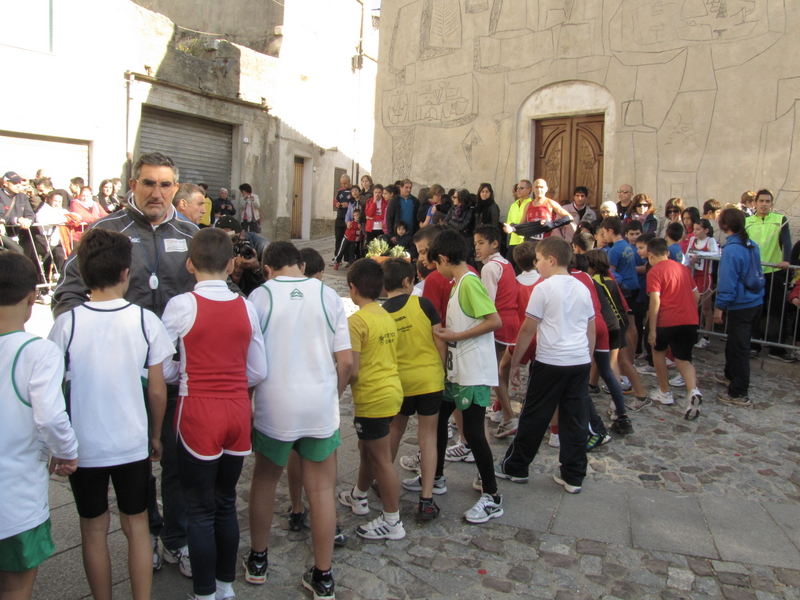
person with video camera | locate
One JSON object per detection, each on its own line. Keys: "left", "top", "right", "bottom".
{"left": 215, "top": 215, "right": 268, "bottom": 296}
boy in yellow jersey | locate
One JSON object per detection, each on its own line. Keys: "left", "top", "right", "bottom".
{"left": 382, "top": 258, "right": 447, "bottom": 521}
{"left": 338, "top": 259, "right": 405, "bottom": 539}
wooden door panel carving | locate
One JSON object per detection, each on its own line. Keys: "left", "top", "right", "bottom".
{"left": 534, "top": 114, "right": 604, "bottom": 208}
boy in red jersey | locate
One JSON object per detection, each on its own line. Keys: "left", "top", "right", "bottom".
{"left": 160, "top": 228, "right": 267, "bottom": 600}
{"left": 474, "top": 225, "right": 519, "bottom": 438}
{"left": 645, "top": 237, "right": 703, "bottom": 420}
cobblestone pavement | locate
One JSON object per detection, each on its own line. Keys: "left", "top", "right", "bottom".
{"left": 31, "top": 237, "right": 800, "bottom": 599}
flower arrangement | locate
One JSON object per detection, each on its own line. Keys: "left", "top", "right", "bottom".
{"left": 365, "top": 238, "right": 409, "bottom": 259}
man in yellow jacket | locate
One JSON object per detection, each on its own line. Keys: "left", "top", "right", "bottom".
{"left": 745, "top": 189, "right": 793, "bottom": 361}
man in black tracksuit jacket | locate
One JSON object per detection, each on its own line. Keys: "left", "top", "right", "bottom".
{"left": 52, "top": 152, "right": 199, "bottom": 572}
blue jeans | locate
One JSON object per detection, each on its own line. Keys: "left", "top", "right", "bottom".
{"left": 594, "top": 350, "right": 626, "bottom": 415}
{"left": 177, "top": 440, "right": 244, "bottom": 596}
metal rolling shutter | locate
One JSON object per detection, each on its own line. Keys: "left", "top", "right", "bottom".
{"left": 0, "top": 133, "right": 89, "bottom": 187}
{"left": 139, "top": 106, "right": 233, "bottom": 194}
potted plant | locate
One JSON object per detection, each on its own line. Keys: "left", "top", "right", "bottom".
{"left": 365, "top": 238, "right": 410, "bottom": 263}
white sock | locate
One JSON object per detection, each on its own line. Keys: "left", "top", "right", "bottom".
{"left": 196, "top": 594, "right": 215, "bottom": 600}
{"left": 215, "top": 579, "right": 234, "bottom": 600}
{"left": 383, "top": 510, "right": 400, "bottom": 525}
{"left": 688, "top": 387, "right": 701, "bottom": 397}
{"left": 352, "top": 486, "right": 368, "bottom": 499}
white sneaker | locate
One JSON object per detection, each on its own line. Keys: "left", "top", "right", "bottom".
{"left": 489, "top": 408, "right": 504, "bottom": 423}
{"left": 464, "top": 493, "right": 504, "bottom": 524}
{"left": 669, "top": 374, "right": 685, "bottom": 388}
{"left": 694, "top": 337, "right": 710, "bottom": 349}
{"left": 401, "top": 474, "right": 447, "bottom": 494}
{"left": 648, "top": 388, "right": 675, "bottom": 405}
{"left": 553, "top": 471, "right": 582, "bottom": 494}
{"left": 338, "top": 487, "right": 369, "bottom": 515}
{"left": 472, "top": 474, "right": 483, "bottom": 492}
{"left": 356, "top": 515, "right": 406, "bottom": 540}
{"left": 492, "top": 419, "right": 518, "bottom": 439}
{"left": 399, "top": 452, "right": 420, "bottom": 472}
{"left": 548, "top": 433, "right": 560, "bottom": 448}
{"left": 444, "top": 441, "right": 475, "bottom": 462}
{"left": 151, "top": 535, "right": 163, "bottom": 571}
{"left": 636, "top": 364, "right": 657, "bottom": 376}
{"left": 163, "top": 544, "right": 192, "bottom": 578}
{"left": 666, "top": 358, "right": 676, "bottom": 369}
{"left": 447, "top": 421, "right": 454, "bottom": 439}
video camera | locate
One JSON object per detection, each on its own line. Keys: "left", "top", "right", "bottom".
{"left": 233, "top": 239, "right": 258, "bottom": 261}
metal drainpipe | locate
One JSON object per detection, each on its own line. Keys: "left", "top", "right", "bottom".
{"left": 124, "top": 71, "right": 135, "bottom": 188}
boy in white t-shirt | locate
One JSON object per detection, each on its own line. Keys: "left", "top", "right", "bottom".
{"left": 0, "top": 253, "right": 78, "bottom": 600}
{"left": 496, "top": 236, "right": 596, "bottom": 494}
{"left": 49, "top": 229, "right": 174, "bottom": 600}
{"left": 246, "top": 242, "right": 352, "bottom": 600}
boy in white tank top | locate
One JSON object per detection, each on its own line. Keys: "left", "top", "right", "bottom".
{"left": 428, "top": 230, "right": 504, "bottom": 524}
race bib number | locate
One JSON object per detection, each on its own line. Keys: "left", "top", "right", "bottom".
{"left": 164, "top": 238, "right": 188, "bottom": 253}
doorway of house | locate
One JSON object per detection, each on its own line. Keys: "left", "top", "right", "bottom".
{"left": 291, "top": 157, "right": 304, "bottom": 238}
{"left": 533, "top": 114, "right": 604, "bottom": 208}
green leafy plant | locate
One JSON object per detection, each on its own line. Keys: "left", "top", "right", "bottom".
{"left": 366, "top": 238, "right": 390, "bottom": 258}
{"left": 389, "top": 245, "right": 409, "bottom": 258}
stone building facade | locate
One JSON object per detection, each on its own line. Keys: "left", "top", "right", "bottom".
{"left": 371, "top": 0, "right": 800, "bottom": 226}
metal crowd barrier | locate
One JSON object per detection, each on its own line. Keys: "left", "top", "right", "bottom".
{"left": 691, "top": 254, "right": 800, "bottom": 353}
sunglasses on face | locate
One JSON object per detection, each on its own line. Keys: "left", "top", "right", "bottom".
{"left": 667, "top": 208, "right": 681, "bottom": 214}
{"left": 637, "top": 204, "right": 650, "bottom": 209}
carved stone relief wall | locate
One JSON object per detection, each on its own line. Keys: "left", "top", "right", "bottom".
{"left": 374, "top": 0, "right": 800, "bottom": 225}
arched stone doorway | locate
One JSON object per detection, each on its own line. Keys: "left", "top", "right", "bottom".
{"left": 516, "top": 81, "right": 617, "bottom": 207}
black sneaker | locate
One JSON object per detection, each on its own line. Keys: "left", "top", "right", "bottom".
{"left": 289, "top": 507, "right": 308, "bottom": 531}
{"left": 302, "top": 567, "right": 335, "bottom": 599}
{"left": 334, "top": 525, "right": 348, "bottom": 547}
{"left": 609, "top": 416, "right": 633, "bottom": 435}
{"left": 243, "top": 551, "right": 268, "bottom": 585}
{"left": 586, "top": 433, "right": 611, "bottom": 451}
{"left": 769, "top": 352, "right": 796, "bottom": 363}
{"left": 417, "top": 498, "right": 441, "bottom": 521}
{"left": 588, "top": 384, "right": 600, "bottom": 395}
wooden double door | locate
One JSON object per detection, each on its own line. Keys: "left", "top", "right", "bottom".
{"left": 533, "top": 114, "right": 604, "bottom": 208}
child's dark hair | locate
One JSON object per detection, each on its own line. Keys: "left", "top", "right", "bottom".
{"left": 572, "top": 232, "right": 595, "bottom": 253}
{"left": 428, "top": 229, "right": 468, "bottom": 264}
{"left": 416, "top": 258, "right": 434, "bottom": 279}
{"left": 432, "top": 211, "right": 446, "bottom": 224}
{"left": 0, "top": 253, "right": 38, "bottom": 305}
{"left": 585, "top": 249, "right": 611, "bottom": 276}
{"left": 703, "top": 199, "right": 722, "bottom": 214}
{"left": 682, "top": 206, "right": 701, "bottom": 226}
{"left": 395, "top": 220, "right": 408, "bottom": 232}
{"left": 264, "top": 241, "right": 302, "bottom": 270}
{"left": 637, "top": 233, "right": 655, "bottom": 245}
{"left": 413, "top": 223, "right": 442, "bottom": 245}
{"left": 600, "top": 216, "right": 622, "bottom": 236}
{"left": 513, "top": 241, "right": 538, "bottom": 272}
{"left": 190, "top": 227, "right": 233, "bottom": 273}
{"left": 474, "top": 224, "right": 501, "bottom": 245}
{"left": 347, "top": 258, "right": 384, "bottom": 300}
{"left": 718, "top": 208, "right": 749, "bottom": 243}
{"left": 384, "top": 184, "right": 398, "bottom": 196}
{"left": 647, "top": 237, "right": 669, "bottom": 256}
{"left": 575, "top": 220, "right": 595, "bottom": 235}
{"left": 77, "top": 228, "right": 132, "bottom": 291}
{"left": 665, "top": 221, "right": 684, "bottom": 241}
{"left": 383, "top": 258, "right": 415, "bottom": 292}
{"left": 624, "top": 220, "right": 643, "bottom": 234}
{"left": 537, "top": 236, "right": 572, "bottom": 268}
{"left": 300, "top": 247, "right": 325, "bottom": 277}
{"left": 572, "top": 253, "right": 589, "bottom": 273}
{"left": 697, "top": 218, "right": 714, "bottom": 237}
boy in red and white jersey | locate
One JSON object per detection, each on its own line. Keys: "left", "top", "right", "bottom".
{"left": 160, "top": 228, "right": 267, "bottom": 600}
